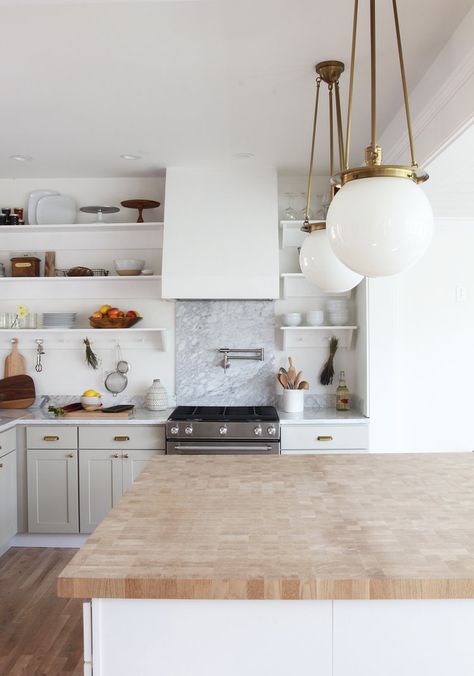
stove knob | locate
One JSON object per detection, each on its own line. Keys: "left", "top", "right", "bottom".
{"left": 267, "top": 425, "right": 277, "bottom": 436}
{"left": 170, "top": 425, "right": 179, "bottom": 435}
{"left": 219, "top": 425, "right": 228, "bottom": 436}
{"left": 185, "top": 425, "right": 193, "bottom": 435}
{"left": 254, "top": 425, "right": 262, "bottom": 436}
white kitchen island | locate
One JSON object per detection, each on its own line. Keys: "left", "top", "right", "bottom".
{"left": 58, "top": 454, "right": 474, "bottom": 676}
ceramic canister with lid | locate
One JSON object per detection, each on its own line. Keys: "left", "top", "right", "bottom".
{"left": 145, "top": 379, "right": 168, "bottom": 411}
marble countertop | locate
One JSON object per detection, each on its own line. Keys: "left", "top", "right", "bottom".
{"left": 277, "top": 407, "right": 368, "bottom": 424}
{"left": 0, "top": 406, "right": 367, "bottom": 432}
{"left": 0, "top": 408, "right": 174, "bottom": 431}
{"left": 58, "top": 453, "right": 474, "bottom": 601}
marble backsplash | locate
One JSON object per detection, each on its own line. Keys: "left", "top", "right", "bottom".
{"left": 176, "top": 300, "right": 276, "bottom": 406}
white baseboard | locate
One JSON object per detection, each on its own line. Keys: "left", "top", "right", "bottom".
{"left": 10, "top": 533, "right": 88, "bottom": 548}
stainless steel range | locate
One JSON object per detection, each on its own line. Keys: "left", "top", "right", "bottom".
{"left": 166, "top": 406, "right": 280, "bottom": 455}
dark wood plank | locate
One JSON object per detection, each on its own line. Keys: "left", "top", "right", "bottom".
{"left": 0, "top": 547, "right": 83, "bottom": 675}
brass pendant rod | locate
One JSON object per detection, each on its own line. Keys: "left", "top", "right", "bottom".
{"left": 392, "top": 0, "right": 417, "bottom": 167}
{"left": 370, "top": 0, "right": 377, "bottom": 154}
{"left": 344, "top": 0, "right": 359, "bottom": 170}
{"left": 328, "top": 84, "right": 334, "bottom": 178}
{"left": 304, "top": 78, "right": 322, "bottom": 225}
{"left": 334, "top": 81, "right": 345, "bottom": 172}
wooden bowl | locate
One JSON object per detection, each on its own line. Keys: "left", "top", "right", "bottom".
{"left": 89, "top": 316, "right": 142, "bottom": 329}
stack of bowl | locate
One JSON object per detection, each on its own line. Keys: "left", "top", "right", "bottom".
{"left": 326, "top": 300, "right": 349, "bottom": 326}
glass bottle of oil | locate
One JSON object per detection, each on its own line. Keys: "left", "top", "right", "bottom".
{"left": 336, "top": 370, "right": 350, "bottom": 411}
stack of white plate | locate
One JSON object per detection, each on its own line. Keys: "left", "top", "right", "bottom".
{"left": 42, "top": 312, "right": 77, "bottom": 329}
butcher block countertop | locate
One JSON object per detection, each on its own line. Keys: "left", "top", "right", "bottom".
{"left": 58, "top": 453, "right": 474, "bottom": 601}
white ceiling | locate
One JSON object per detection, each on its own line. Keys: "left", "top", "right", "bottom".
{"left": 0, "top": 0, "right": 472, "bottom": 177}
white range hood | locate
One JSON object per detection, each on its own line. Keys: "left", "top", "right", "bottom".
{"left": 162, "top": 166, "right": 279, "bottom": 299}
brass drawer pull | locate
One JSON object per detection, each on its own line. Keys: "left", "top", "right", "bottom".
{"left": 67, "top": 453, "right": 74, "bottom": 459}
{"left": 0, "top": 463, "right": 3, "bottom": 469}
{"left": 44, "top": 435, "right": 60, "bottom": 441}
{"left": 317, "top": 435, "right": 333, "bottom": 441}
{"left": 113, "top": 453, "right": 120, "bottom": 459}
{"left": 114, "top": 436, "right": 130, "bottom": 442}
{"left": 123, "top": 453, "right": 129, "bottom": 459}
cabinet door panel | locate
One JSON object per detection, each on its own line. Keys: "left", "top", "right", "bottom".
{"left": 0, "top": 427, "right": 16, "bottom": 455}
{"left": 79, "top": 426, "right": 165, "bottom": 450}
{"left": 27, "top": 426, "right": 77, "bottom": 450}
{"left": 27, "top": 449, "right": 78, "bottom": 533}
{"left": 122, "top": 450, "right": 160, "bottom": 494}
{"left": 0, "top": 449, "right": 17, "bottom": 546}
{"left": 79, "top": 449, "right": 122, "bottom": 534}
{"left": 281, "top": 424, "right": 369, "bottom": 451}
{"left": 334, "top": 599, "right": 474, "bottom": 676}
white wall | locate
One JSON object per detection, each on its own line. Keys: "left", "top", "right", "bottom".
{"left": 395, "top": 217, "right": 474, "bottom": 451}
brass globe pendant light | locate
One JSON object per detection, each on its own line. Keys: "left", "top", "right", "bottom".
{"left": 326, "top": 0, "right": 434, "bottom": 277}
{"left": 299, "top": 61, "right": 363, "bottom": 293}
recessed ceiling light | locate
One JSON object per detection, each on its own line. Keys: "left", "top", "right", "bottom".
{"left": 233, "top": 152, "right": 255, "bottom": 159}
{"left": 10, "top": 154, "right": 32, "bottom": 162}
{"left": 120, "top": 153, "right": 142, "bottom": 160}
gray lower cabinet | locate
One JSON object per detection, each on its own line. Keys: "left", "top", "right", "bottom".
{"left": 79, "top": 449, "right": 159, "bottom": 533}
{"left": 26, "top": 425, "right": 164, "bottom": 534}
{"left": 27, "top": 448, "right": 79, "bottom": 533}
{"left": 0, "top": 447, "right": 18, "bottom": 547}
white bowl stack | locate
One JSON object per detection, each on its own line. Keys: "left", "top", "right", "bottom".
{"left": 326, "top": 300, "right": 349, "bottom": 326}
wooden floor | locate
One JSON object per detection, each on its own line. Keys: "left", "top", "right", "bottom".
{"left": 0, "top": 548, "right": 83, "bottom": 675}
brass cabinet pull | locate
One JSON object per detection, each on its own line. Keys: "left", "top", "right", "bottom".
{"left": 317, "top": 435, "right": 333, "bottom": 441}
{"left": 123, "top": 453, "right": 129, "bottom": 459}
{"left": 114, "top": 436, "right": 130, "bottom": 442}
{"left": 0, "top": 463, "right": 3, "bottom": 469}
{"left": 44, "top": 435, "right": 60, "bottom": 441}
{"left": 67, "top": 453, "right": 74, "bottom": 458}
{"left": 113, "top": 453, "right": 120, "bottom": 459}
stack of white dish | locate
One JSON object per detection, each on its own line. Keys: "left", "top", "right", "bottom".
{"left": 326, "top": 300, "right": 349, "bottom": 326}
{"left": 42, "top": 312, "right": 77, "bottom": 329}
{"left": 27, "top": 190, "right": 76, "bottom": 225}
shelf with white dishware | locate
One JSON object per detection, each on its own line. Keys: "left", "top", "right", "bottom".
{"left": 279, "top": 325, "right": 357, "bottom": 350}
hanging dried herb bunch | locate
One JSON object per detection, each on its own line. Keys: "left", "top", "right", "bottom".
{"left": 320, "top": 336, "right": 338, "bottom": 386}
{"left": 84, "top": 337, "right": 99, "bottom": 370}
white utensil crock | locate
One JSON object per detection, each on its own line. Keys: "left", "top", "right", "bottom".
{"left": 281, "top": 389, "right": 304, "bottom": 413}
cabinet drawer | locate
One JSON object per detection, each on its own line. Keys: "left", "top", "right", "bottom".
{"left": 281, "top": 424, "right": 369, "bottom": 451}
{"left": 0, "top": 427, "right": 16, "bottom": 457}
{"left": 27, "top": 426, "right": 77, "bottom": 450}
{"left": 79, "top": 425, "right": 165, "bottom": 450}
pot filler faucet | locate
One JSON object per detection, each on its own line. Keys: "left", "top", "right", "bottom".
{"left": 218, "top": 348, "right": 264, "bottom": 372}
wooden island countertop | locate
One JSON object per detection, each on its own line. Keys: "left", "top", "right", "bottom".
{"left": 58, "top": 453, "right": 474, "bottom": 601}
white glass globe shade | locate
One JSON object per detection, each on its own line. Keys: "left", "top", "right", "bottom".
{"left": 299, "top": 228, "right": 363, "bottom": 293}
{"left": 326, "top": 177, "right": 434, "bottom": 277}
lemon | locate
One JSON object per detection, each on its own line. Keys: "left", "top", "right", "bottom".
{"left": 82, "top": 389, "right": 98, "bottom": 397}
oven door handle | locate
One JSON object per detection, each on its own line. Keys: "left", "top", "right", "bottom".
{"left": 172, "top": 444, "right": 274, "bottom": 453}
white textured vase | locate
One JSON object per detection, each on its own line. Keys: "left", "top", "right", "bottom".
{"left": 145, "top": 379, "right": 168, "bottom": 411}
{"left": 281, "top": 389, "right": 304, "bottom": 413}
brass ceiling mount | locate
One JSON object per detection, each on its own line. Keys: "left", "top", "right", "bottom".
{"left": 301, "top": 221, "right": 326, "bottom": 234}
{"left": 315, "top": 61, "right": 345, "bottom": 84}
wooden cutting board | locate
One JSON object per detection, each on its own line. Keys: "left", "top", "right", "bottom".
{"left": 0, "top": 375, "right": 35, "bottom": 409}
{"left": 4, "top": 339, "right": 26, "bottom": 378}
{"left": 63, "top": 410, "right": 132, "bottom": 418}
